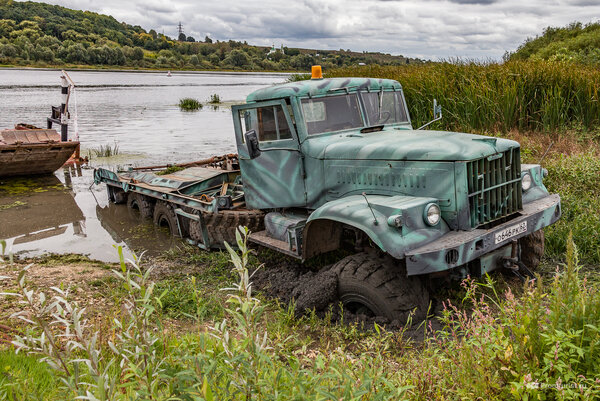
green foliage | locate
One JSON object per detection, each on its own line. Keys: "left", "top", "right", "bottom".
{"left": 422, "top": 235, "right": 600, "bottom": 399}
{"left": 0, "top": 1, "right": 419, "bottom": 70}
{"left": 178, "top": 97, "right": 202, "bottom": 111}
{"left": 511, "top": 21, "right": 600, "bottom": 65}
{"left": 543, "top": 153, "right": 600, "bottom": 263}
{"left": 329, "top": 61, "right": 600, "bottom": 134}
{"left": 2, "top": 229, "right": 600, "bottom": 399}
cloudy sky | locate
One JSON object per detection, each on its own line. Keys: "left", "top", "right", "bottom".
{"left": 23, "top": 0, "right": 600, "bottom": 60}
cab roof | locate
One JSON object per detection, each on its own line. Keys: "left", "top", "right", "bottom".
{"left": 246, "top": 77, "right": 403, "bottom": 103}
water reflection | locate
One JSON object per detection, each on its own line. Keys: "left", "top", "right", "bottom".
{"left": 0, "top": 167, "right": 182, "bottom": 262}
{"left": 1, "top": 174, "right": 85, "bottom": 243}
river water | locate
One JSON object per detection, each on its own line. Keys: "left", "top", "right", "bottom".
{"left": 0, "top": 69, "right": 288, "bottom": 261}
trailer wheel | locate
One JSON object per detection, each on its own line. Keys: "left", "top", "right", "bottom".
{"left": 519, "top": 229, "right": 544, "bottom": 270}
{"left": 189, "top": 210, "right": 264, "bottom": 246}
{"left": 153, "top": 201, "right": 187, "bottom": 238}
{"left": 107, "top": 185, "right": 127, "bottom": 204}
{"left": 335, "top": 252, "right": 429, "bottom": 324}
{"left": 127, "top": 192, "right": 155, "bottom": 219}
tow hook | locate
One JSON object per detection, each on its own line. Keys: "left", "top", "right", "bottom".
{"left": 501, "top": 240, "right": 536, "bottom": 282}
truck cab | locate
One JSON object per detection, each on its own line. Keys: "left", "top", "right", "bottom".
{"left": 233, "top": 74, "right": 560, "bottom": 278}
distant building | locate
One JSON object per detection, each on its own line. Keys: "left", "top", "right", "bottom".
{"left": 267, "top": 44, "right": 285, "bottom": 56}
{"left": 358, "top": 62, "right": 366, "bottom": 66}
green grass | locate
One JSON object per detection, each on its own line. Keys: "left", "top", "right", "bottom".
{"left": 0, "top": 349, "right": 60, "bottom": 400}
{"left": 178, "top": 97, "right": 202, "bottom": 111}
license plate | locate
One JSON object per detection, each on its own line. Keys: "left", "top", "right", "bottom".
{"left": 494, "top": 221, "right": 527, "bottom": 244}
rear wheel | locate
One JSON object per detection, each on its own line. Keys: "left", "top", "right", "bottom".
{"left": 127, "top": 192, "right": 155, "bottom": 219}
{"left": 519, "top": 229, "right": 544, "bottom": 270}
{"left": 335, "top": 252, "right": 429, "bottom": 324}
{"left": 107, "top": 185, "right": 127, "bottom": 204}
{"left": 189, "top": 209, "right": 264, "bottom": 246}
{"left": 153, "top": 201, "right": 187, "bottom": 237}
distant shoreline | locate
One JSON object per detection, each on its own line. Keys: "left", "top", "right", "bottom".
{"left": 0, "top": 65, "right": 295, "bottom": 76}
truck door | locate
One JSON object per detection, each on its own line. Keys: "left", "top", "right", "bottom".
{"left": 232, "top": 99, "right": 306, "bottom": 209}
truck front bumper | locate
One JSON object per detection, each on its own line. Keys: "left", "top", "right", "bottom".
{"left": 405, "top": 194, "right": 561, "bottom": 276}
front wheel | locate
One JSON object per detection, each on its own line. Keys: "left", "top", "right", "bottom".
{"left": 519, "top": 229, "right": 545, "bottom": 270}
{"left": 334, "top": 253, "right": 429, "bottom": 324}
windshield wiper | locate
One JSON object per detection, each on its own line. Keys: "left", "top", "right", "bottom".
{"left": 360, "top": 125, "right": 384, "bottom": 133}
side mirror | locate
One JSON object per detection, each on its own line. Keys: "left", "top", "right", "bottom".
{"left": 416, "top": 98, "right": 443, "bottom": 130}
{"left": 244, "top": 130, "right": 261, "bottom": 159}
{"left": 433, "top": 98, "right": 442, "bottom": 120}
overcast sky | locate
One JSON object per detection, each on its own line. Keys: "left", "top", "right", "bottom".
{"left": 23, "top": 0, "right": 600, "bottom": 60}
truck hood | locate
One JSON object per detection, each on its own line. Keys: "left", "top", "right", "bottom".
{"left": 303, "top": 129, "right": 519, "bottom": 161}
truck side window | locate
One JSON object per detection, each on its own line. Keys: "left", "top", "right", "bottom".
{"left": 239, "top": 105, "right": 292, "bottom": 142}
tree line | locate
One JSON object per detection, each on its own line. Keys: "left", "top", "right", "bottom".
{"left": 0, "top": 0, "right": 419, "bottom": 71}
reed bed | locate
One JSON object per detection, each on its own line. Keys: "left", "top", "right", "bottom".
{"left": 328, "top": 61, "right": 600, "bottom": 135}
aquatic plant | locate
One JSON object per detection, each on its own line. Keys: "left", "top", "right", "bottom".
{"left": 89, "top": 143, "right": 120, "bottom": 158}
{"left": 208, "top": 93, "right": 221, "bottom": 104}
{"left": 178, "top": 98, "right": 202, "bottom": 111}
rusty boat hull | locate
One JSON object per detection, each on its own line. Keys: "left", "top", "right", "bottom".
{"left": 0, "top": 129, "right": 79, "bottom": 177}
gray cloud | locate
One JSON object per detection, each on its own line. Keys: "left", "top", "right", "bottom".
{"left": 16, "top": 0, "right": 600, "bottom": 60}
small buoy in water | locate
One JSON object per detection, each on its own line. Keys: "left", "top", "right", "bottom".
{"left": 167, "top": 71, "right": 172, "bottom": 77}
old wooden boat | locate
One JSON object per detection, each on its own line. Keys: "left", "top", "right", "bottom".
{"left": 0, "top": 127, "right": 79, "bottom": 177}
{"left": 0, "top": 71, "right": 82, "bottom": 178}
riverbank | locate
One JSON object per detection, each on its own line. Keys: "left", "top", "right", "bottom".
{"left": 0, "top": 63, "right": 295, "bottom": 75}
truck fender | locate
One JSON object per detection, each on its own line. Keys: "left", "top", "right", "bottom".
{"left": 302, "top": 194, "right": 450, "bottom": 260}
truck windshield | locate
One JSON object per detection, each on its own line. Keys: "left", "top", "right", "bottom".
{"left": 362, "top": 91, "right": 408, "bottom": 126}
{"left": 301, "top": 94, "right": 363, "bottom": 135}
{"left": 301, "top": 91, "right": 408, "bottom": 135}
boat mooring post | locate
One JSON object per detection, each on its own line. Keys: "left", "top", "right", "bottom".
{"left": 59, "top": 74, "right": 69, "bottom": 141}
{"left": 47, "top": 72, "right": 72, "bottom": 141}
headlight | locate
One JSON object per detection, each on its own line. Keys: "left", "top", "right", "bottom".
{"left": 424, "top": 203, "right": 441, "bottom": 226}
{"left": 387, "top": 214, "right": 403, "bottom": 228}
{"left": 521, "top": 172, "right": 532, "bottom": 191}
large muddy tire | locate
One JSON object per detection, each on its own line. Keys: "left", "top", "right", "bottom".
{"left": 520, "top": 230, "right": 544, "bottom": 270}
{"left": 127, "top": 192, "right": 155, "bottom": 219}
{"left": 335, "top": 252, "right": 429, "bottom": 324}
{"left": 153, "top": 201, "right": 187, "bottom": 237}
{"left": 107, "top": 185, "right": 127, "bottom": 204}
{"left": 189, "top": 209, "right": 264, "bottom": 246}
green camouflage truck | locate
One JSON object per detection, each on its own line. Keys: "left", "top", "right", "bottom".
{"left": 94, "top": 73, "right": 561, "bottom": 322}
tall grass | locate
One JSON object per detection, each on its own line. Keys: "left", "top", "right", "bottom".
{"left": 328, "top": 61, "right": 600, "bottom": 135}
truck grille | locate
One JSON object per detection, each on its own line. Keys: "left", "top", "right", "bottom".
{"left": 466, "top": 147, "right": 522, "bottom": 228}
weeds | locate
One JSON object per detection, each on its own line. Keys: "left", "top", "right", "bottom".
{"left": 156, "top": 165, "right": 185, "bottom": 175}
{"left": 88, "top": 142, "right": 120, "bottom": 158}
{"left": 2, "top": 230, "right": 600, "bottom": 400}
{"left": 178, "top": 97, "right": 202, "bottom": 111}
